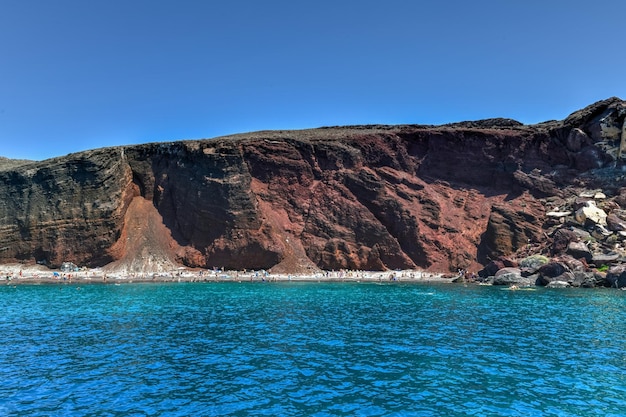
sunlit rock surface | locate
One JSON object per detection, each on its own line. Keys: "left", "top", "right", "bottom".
{"left": 1, "top": 97, "right": 626, "bottom": 274}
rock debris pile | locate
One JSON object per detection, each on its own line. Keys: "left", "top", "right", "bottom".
{"left": 477, "top": 188, "right": 626, "bottom": 288}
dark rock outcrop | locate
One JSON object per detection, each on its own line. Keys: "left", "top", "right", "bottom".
{"left": 606, "top": 265, "right": 626, "bottom": 288}
{"left": 0, "top": 97, "right": 625, "bottom": 273}
{"left": 567, "top": 241, "right": 592, "bottom": 262}
{"left": 492, "top": 267, "right": 533, "bottom": 286}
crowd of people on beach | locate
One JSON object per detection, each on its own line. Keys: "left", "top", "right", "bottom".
{"left": 1, "top": 265, "right": 448, "bottom": 284}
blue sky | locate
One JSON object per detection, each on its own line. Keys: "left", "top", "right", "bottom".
{"left": 1, "top": 0, "right": 625, "bottom": 161}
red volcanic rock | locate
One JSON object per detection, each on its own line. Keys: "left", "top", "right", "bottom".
{"left": 565, "top": 128, "right": 591, "bottom": 152}
{"left": 478, "top": 197, "right": 544, "bottom": 263}
{"left": 0, "top": 98, "right": 625, "bottom": 273}
{"left": 607, "top": 213, "right": 626, "bottom": 231}
{"left": 551, "top": 228, "right": 579, "bottom": 255}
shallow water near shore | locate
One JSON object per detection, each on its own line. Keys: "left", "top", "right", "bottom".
{"left": 0, "top": 282, "right": 625, "bottom": 416}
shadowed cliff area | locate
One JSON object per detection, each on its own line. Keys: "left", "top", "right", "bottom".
{"left": 1, "top": 97, "right": 626, "bottom": 274}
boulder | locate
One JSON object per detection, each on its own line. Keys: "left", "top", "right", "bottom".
{"left": 492, "top": 267, "right": 533, "bottom": 286}
{"left": 591, "top": 225, "right": 613, "bottom": 240}
{"left": 602, "top": 200, "right": 620, "bottom": 212}
{"left": 546, "top": 211, "right": 571, "bottom": 218}
{"left": 554, "top": 254, "right": 587, "bottom": 272}
{"left": 478, "top": 261, "right": 501, "bottom": 278}
{"left": 537, "top": 271, "right": 574, "bottom": 286}
{"left": 570, "top": 227, "right": 591, "bottom": 240}
{"left": 605, "top": 265, "right": 626, "bottom": 288}
{"left": 478, "top": 257, "right": 518, "bottom": 278}
{"left": 578, "top": 191, "right": 597, "bottom": 199}
{"left": 607, "top": 213, "right": 626, "bottom": 232}
{"left": 590, "top": 271, "right": 608, "bottom": 288}
{"left": 565, "top": 128, "right": 590, "bottom": 152}
{"left": 571, "top": 271, "right": 598, "bottom": 287}
{"left": 519, "top": 254, "right": 550, "bottom": 272}
{"left": 551, "top": 228, "right": 579, "bottom": 255}
{"left": 566, "top": 241, "right": 592, "bottom": 262}
{"left": 575, "top": 201, "right": 607, "bottom": 226}
{"left": 591, "top": 252, "right": 620, "bottom": 265}
{"left": 574, "top": 197, "right": 593, "bottom": 210}
{"left": 537, "top": 261, "right": 569, "bottom": 278}
{"left": 614, "top": 189, "right": 626, "bottom": 208}
{"left": 511, "top": 170, "right": 559, "bottom": 195}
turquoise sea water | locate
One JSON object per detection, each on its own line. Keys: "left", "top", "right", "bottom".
{"left": 0, "top": 282, "right": 625, "bottom": 416}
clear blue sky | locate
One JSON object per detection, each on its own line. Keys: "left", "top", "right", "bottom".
{"left": 1, "top": 0, "right": 625, "bottom": 161}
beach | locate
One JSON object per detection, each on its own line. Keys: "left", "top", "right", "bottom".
{"left": 0, "top": 264, "right": 454, "bottom": 285}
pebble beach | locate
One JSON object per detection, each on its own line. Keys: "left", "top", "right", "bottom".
{"left": 0, "top": 264, "right": 453, "bottom": 285}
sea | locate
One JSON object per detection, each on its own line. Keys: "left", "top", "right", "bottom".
{"left": 0, "top": 281, "right": 624, "bottom": 416}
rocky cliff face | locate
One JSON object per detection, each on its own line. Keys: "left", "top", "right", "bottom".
{"left": 1, "top": 97, "right": 626, "bottom": 275}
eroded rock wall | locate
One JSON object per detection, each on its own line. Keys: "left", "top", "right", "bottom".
{"left": 1, "top": 97, "right": 625, "bottom": 273}
{"left": 0, "top": 148, "right": 132, "bottom": 266}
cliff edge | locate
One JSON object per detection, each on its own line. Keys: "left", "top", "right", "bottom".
{"left": 1, "top": 98, "right": 625, "bottom": 276}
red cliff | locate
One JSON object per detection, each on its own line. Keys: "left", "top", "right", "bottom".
{"left": 1, "top": 97, "right": 625, "bottom": 274}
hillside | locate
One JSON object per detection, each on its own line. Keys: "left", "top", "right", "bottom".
{"left": 0, "top": 98, "right": 625, "bottom": 284}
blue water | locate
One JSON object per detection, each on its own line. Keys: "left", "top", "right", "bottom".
{"left": 0, "top": 282, "right": 625, "bottom": 416}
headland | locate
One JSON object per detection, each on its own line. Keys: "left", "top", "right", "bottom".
{"left": 2, "top": 98, "right": 626, "bottom": 288}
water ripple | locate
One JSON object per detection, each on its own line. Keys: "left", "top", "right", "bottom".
{"left": 0, "top": 283, "right": 624, "bottom": 416}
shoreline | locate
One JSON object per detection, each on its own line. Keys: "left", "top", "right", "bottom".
{"left": 3, "top": 270, "right": 624, "bottom": 290}
{"left": 0, "top": 268, "right": 455, "bottom": 286}
{"left": 0, "top": 277, "right": 456, "bottom": 286}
